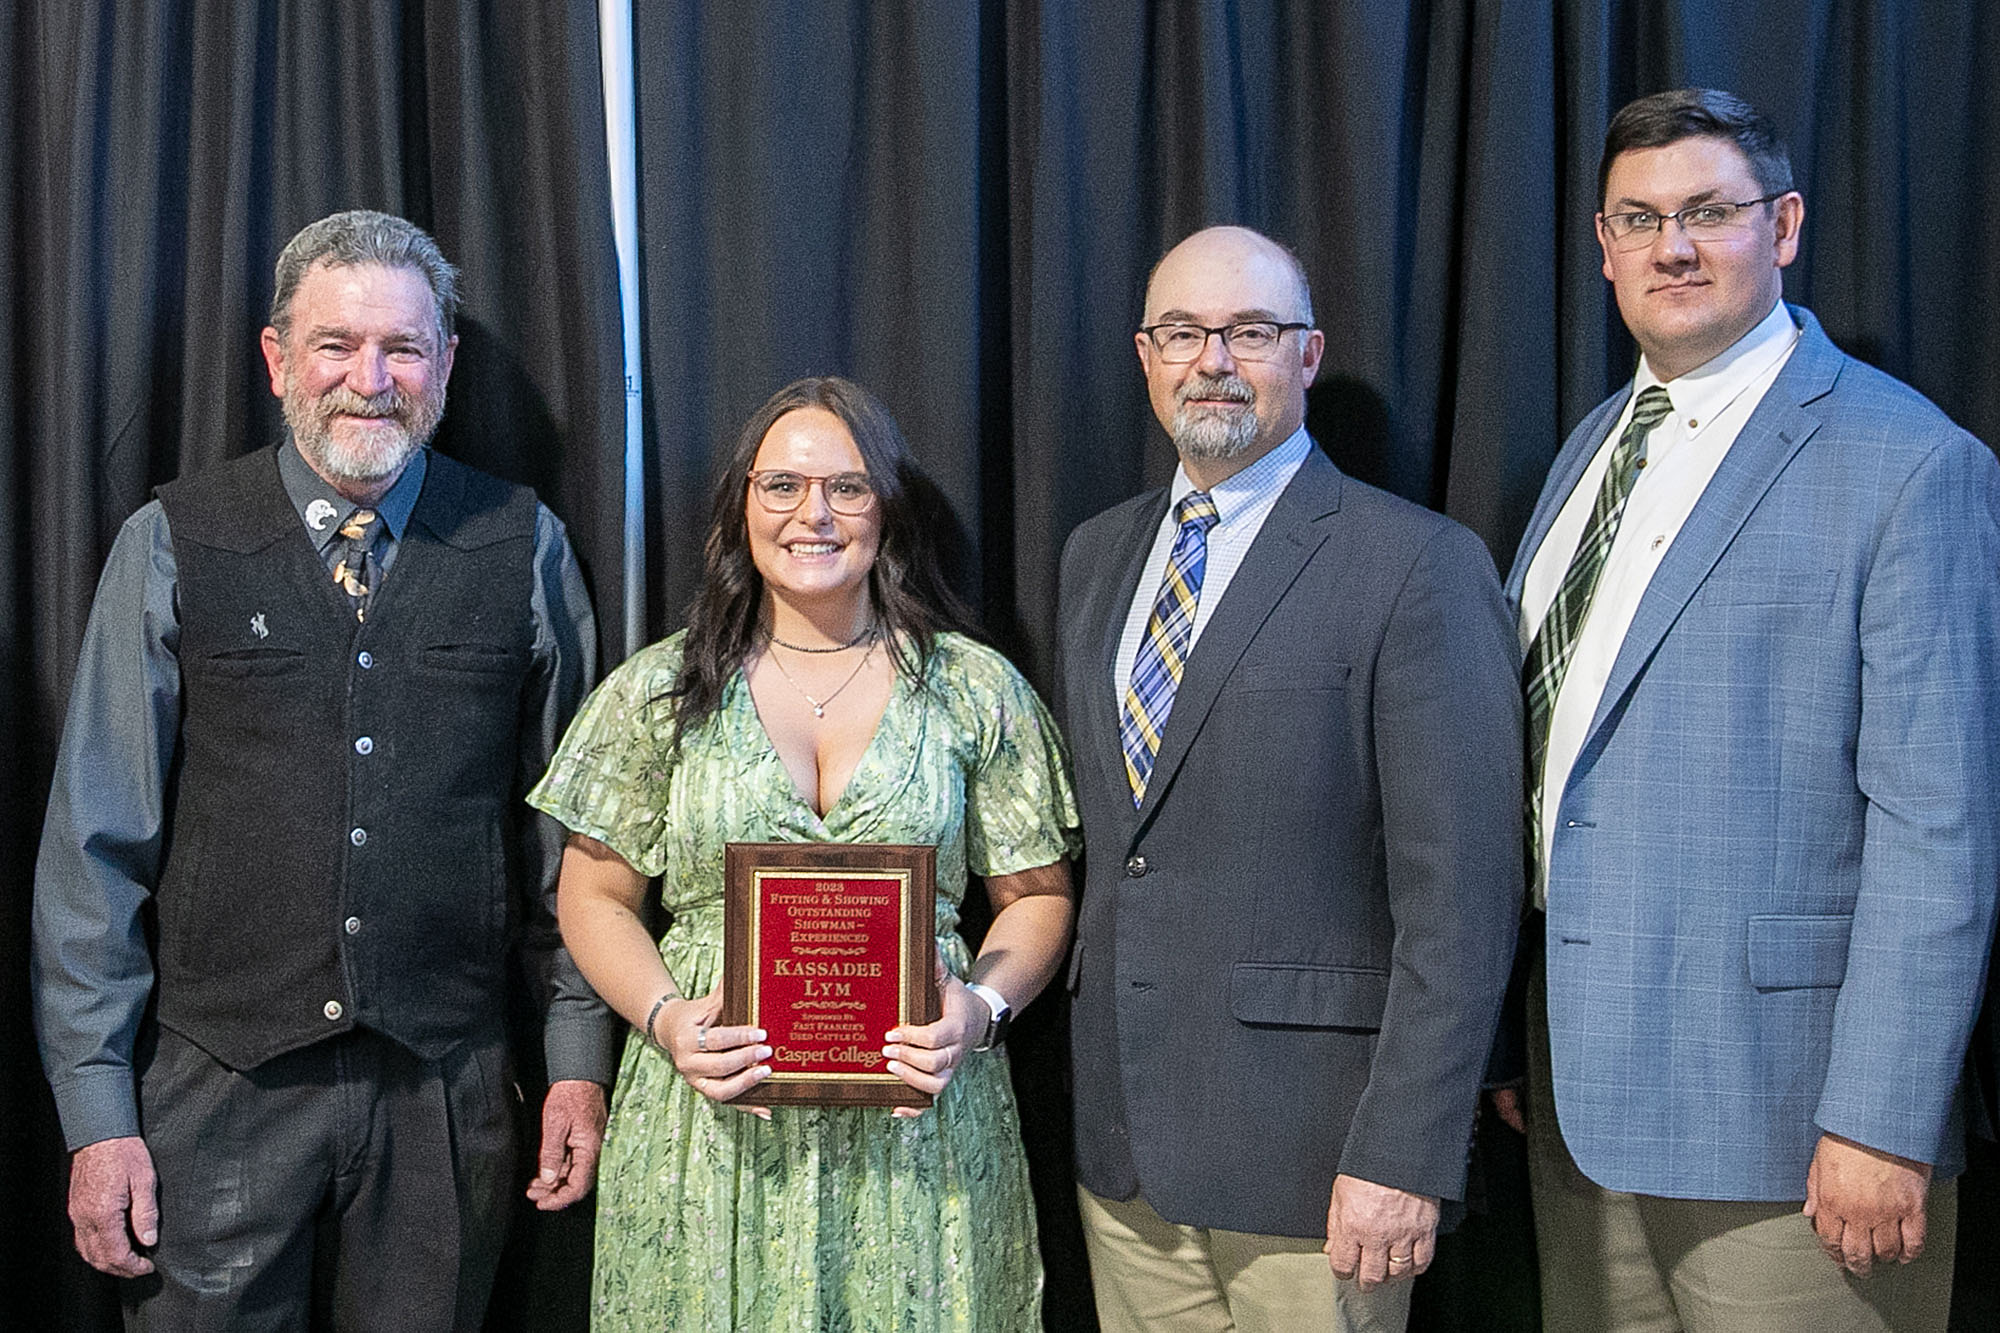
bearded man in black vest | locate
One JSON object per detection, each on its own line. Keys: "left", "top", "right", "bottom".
{"left": 32, "top": 211, "right": 618, "bottom": 1330}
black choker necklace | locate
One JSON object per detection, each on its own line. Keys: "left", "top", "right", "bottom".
{"left": 769, "top": 624, "right": 877, "bottom": 654}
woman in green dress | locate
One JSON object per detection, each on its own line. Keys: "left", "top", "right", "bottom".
{"left": 530, "top": 376, "right": 1080, "bottom": 1331}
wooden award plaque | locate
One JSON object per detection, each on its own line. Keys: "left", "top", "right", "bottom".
{"left": 721, "top": 842, "right": 940, "bottom": 1107}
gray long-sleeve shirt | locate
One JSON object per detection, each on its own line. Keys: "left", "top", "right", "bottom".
{"left": 33, "top": 441, "right": 620, "bottom": 1150}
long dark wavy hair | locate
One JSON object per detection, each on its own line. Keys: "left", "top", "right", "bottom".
{"left": 665, "top": 376, "right": 977, "bottom": 750}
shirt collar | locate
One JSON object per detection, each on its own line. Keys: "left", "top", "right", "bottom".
{"left": 277, "top": 438, "right": 428, "bottom": 550}
{"left": 1168, "top": 425, "right": 1313, "bottom": 525}
{"left": 1634, "top": 299, "right": 1800, "bottom": 440}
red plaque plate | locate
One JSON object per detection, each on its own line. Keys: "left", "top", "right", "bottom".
{"left": 721, "top": 842, "right": 939, "bottom": 1107}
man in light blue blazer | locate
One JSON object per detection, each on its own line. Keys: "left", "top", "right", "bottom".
{"left": 1500, "top": 89, "right": 2000, "bottom": 1331}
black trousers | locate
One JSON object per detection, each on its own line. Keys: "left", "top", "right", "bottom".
{"left": 124, "top": 1026, "right": 518, "bottom": 1333}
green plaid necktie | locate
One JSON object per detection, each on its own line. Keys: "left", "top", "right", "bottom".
{"left": 1523, "top": 385, "right": 1673, "bottom": 871}
{"left": 1120, "top": 491, "right": 1221, "bottom": 806}
{"left": 332, "top": 508, "right": 380, "bottom": 622}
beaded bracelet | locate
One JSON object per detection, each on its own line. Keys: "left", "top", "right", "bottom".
{"left": 644, "top": 991, "right": 681, "bottom": 1049}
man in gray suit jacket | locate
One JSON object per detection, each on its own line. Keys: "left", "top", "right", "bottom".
{"left": 1499, "top": 89, "right": 2000, "bottom": 1332}
{"left": 1057, "top": 225, "right": 1523, "bottom": 1332}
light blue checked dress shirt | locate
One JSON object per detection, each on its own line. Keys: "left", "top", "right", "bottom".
{"left": 1111, "top": 427, "right": 1313, "bottom": 712}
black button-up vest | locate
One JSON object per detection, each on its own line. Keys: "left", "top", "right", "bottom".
{"left": 153, "top": 446, "right": 537, "bottom": 1070}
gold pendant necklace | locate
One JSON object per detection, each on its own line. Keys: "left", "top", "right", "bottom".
{"left": 767, "top": 639, "right": 876, "bottom": 718}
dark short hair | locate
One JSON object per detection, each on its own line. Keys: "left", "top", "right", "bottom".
{"left": 665, "top": 376, "right": 975, "bottom": 746}
{"left": 269, "top": 210, "right": 460, "bottom": 341}
{"left": 1598, "top": 89, "right": 1795, "bottom": 206}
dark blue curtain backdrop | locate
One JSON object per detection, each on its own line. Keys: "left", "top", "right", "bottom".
{"left": 5, "top": 3, "right": 1996, "bottom": 1329}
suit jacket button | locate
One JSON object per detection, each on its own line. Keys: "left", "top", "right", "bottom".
{"left": 1125, "top": 855, "right": 1149, "bottom": 878}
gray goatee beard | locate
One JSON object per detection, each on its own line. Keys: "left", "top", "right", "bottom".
{"left": 284, "top": 382, "right": 446, "bottom": 485}
{"left": 1171, "top": 374, "right": 1259, "bottom": 460}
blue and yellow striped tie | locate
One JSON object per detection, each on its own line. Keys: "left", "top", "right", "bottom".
{"left": 1120, "top": 491, "right": 1221, "bottom": 806}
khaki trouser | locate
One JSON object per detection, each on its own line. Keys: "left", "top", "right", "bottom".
{"left": 1079, "top": 1185, "right": 1413, "bottom": 1333}
{"left": 1526, "top": 958, "right": 1957, "bottom": 1333}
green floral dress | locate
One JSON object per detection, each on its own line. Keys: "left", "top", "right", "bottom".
{"left": 529, "top": 631, "right": 1080, "bottom": 1332}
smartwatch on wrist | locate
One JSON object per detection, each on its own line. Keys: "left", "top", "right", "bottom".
{"left": 964, "top": 982, "right": 1013, "bottom": 1051}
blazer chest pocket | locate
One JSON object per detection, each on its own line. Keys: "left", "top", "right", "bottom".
{"left": 1698, "top": 536, "right": 1835, "bottom": 607}
{"left": 1231, "top": 659, "right": 1350, "bottom": 694}
{"left": 1230, "top": 962, "right": 1387, "bottom": 1030}
{"left": 1747, "top": 914, "right": 1852, "bottom": 989}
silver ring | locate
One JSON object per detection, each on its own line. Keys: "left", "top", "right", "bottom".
{"left": 1388, "top": 1253, "right": 1413, "bottom": 1266}
{"left": 696, "top": 1026, "right": 708, "bottom": 1052}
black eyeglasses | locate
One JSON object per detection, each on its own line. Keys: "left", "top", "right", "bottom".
{"left": 1138, "top": 321, "right": 1311, "bottom": 363}
{"left": 746, "top": 470, "right": 878, "bottom": 516}
{"left": 1600, "top": 194, "right": 1786, "bottom": 250}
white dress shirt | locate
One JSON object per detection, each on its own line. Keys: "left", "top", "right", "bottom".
{"left": 1111, "top": 426, "right": 1313, "bottom": 710}
{"left": 1521, "top": 300, "right": 1801, "bottom": 904}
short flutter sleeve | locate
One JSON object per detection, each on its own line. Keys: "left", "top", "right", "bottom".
{"left": 943, "top": 638, "right": 1082, "bottom": 879}
{"left": 527, "top": 635, "right": 687, "bottom": 878}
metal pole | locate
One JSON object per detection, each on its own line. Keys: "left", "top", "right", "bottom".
{"left": 598, "top": 0, "right": 645, "bottom": 658}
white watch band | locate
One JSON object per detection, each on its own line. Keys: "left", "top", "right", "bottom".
{"left": 964, "top": 982, "right": 1010, "bottom": 1021}
{"left": 964, "top": 981, "right": 1011, "bottom": 1050}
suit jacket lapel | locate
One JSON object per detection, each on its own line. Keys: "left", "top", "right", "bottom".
{"left": 1078, "top": 491, "right": 1172, "bottom": 821}
{"left": 1577, "top": 309, "right": 1839, "bottom": 763}
{"left": 1138, "top": 449, "right": 1342, "bottom": 820}
{"left": 1505, "top": 391, "right": 1631, "bottom": 607}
